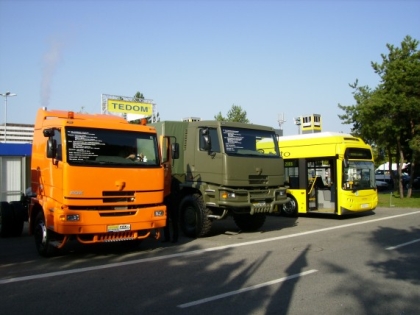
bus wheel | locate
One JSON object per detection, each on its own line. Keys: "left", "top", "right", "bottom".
{"left": 0, "top": 202, "right": 14, "bottom": 238}
{"left": 10, "top": 201, "right": 25, "bottom": 237}
{"left": 179, "top": 194, "right": 212, "bottom": 238}
{"left": 281, "top": 195, "right": 298, "bottom": 217}
{"left": 233, "top": 213, "right": 266, "bottom": 232}
{"left": 34, "top": 212, "right": 60, "bottom": 257}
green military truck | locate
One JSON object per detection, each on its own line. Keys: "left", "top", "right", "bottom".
{"left": 151, "top": 119, "right": 289, "bottom": 237}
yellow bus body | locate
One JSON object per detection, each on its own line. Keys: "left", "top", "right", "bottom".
{"left": 258, "top": 132, "right": 378, "bottom": 216}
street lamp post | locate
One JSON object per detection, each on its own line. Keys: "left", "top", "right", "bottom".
{"left": 0, "top": 91, "right": 17, "bottom": 142}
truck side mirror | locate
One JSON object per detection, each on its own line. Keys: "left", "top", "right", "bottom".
{"left": 46, "top": 138, "right": 57, "bottom": 159}
{"left": 171, "top": 143, "right": 179, "bottom": 160}
{"left": 43, "top": 128, "right": 55, "bottom": 137}
{"left": 201, "top": 128, "right": 211, "bottom": 151}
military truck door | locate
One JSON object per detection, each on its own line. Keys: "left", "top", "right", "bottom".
{"left": 192, "top": 127, "right": 223, "bottom": 184}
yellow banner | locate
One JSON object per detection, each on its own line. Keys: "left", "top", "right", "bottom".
{"left": 107, "top": 99, "right": 153, "bottom": 116}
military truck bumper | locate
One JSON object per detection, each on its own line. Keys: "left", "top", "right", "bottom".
{"left": 204, "top": 186, "right": 289, "bottom": 214}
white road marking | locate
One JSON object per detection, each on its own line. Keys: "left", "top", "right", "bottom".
{"left": 1, "top": 210, "right": 419, "bottom": 285}
{"left": 386, "top": 238, "right": 420, "bottom": 250}
{"left": 177, "top": 269, "right": 318, "bottom": 308}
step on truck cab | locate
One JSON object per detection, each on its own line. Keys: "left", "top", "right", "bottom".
{"left": 151, "top": 119, "right": 289, "bottom": 237}
{"left": 29, "top": 108, "right": 170, "bottom": 256}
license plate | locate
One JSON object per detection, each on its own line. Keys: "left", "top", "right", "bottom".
{"left": 253, "top": 202, "right": 266, "bottom": 207}
{"left": 361, "top": 203, "right": 369, "bottom": 209}
{"left": 108, "top": 224, "right": 131, "bottom": 232}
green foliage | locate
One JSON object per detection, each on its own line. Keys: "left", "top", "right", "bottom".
{"left": 214, "top": 104, "right": 250, "bottom": 123}
{"left": 338, "top": 35, "right": 420, "bottom": 197}
{"left": 133, "top": 92, "right": 144, "bottom": 101}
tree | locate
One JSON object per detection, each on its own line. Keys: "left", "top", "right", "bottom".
{"left": 133, "top": 91, "right": 144, "bottom": 101}
{"left": 214, "top": 104, "right": 250, "bottom": 123}
{"left": 338, "top": 35, "right": 420, "bottom": 197}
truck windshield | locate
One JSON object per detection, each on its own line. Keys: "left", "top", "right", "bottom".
{"left": 221, "top": 127, "right": 280, "bottom": 157}
{"left": 65, "top": 127, "right": 159, "bottom": 167}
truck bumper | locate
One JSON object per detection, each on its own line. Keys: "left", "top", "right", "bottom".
{"left": 48, "top": 205, "right": 167, "bottom": 243}
{"left": 206, "top": 187, "right": 289, "bottom": 214}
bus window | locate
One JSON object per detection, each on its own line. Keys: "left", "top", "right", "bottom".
{"left": 342, "top": 161, "right": 375, "bottom": 190}
{"left": 284, "top": 159, "right": 299, "bottom": 188}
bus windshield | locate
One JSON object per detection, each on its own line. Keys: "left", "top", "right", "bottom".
{"left": 221, "top": 127, "right": 280, "bottom": 157}
{"left": 342, "top": 161, "right": 376, "bottom": 191}
{"left": 64, "top": 127, "right": 160, "bottom": 167}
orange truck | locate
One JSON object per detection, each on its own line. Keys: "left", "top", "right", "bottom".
{"left": 25, "top": 108, "right": 170, "bottom": 256}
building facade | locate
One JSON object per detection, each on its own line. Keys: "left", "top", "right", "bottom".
{"left": 0, "top": 123, "right": 34, "bottom": 143}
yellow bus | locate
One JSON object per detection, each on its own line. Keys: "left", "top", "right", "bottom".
{"left": 258, "top": 132, "right": 378, "bottom": 216}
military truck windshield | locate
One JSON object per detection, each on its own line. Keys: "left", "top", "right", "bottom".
{"left": 221, "top": 127, "right": 280, "bottom": 157}
{"left": 65, "top": 127, "right": 159, "bottom": 167}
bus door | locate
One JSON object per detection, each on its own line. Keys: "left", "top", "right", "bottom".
{"left": 306, "top": 159, "right": 337, "bottom": 213}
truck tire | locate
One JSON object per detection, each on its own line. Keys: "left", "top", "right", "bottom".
{"left": 281, "top": 195, "right": 298, "bottom": 217}
{"left": 34, "top": 212, "right": 58, "bottom": 257}
{"left": 233, "top": 213, "right": 266, "bottom": 232}
{"left": 0, "top": 202, "right": 14, "bottom": 238}
{"left": 179, "top": 194, "right": 212, "bottom": 238}
{"left": 10, "top": 201, "right": 25, "bottom": 237}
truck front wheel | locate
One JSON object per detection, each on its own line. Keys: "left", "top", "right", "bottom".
{"left": 34, "top": 212, "right": 60, "bottom": 257}
{"left": 179, "top": 194, "right": 212, "bottom": 238}
{"left": 233, "top": 213, "right": 266, "bottom": 232}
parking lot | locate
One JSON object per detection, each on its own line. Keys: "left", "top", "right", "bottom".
{"left": 1, "top": 207, "right": 420, "bottom": 315}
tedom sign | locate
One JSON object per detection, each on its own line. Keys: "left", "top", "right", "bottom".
{"left": 107, "top": 99, "right": 153, "bottom": 116}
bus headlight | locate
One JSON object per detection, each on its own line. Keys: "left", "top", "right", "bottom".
{"left": 154, "top": 210, "right": 165, "bottom": 217}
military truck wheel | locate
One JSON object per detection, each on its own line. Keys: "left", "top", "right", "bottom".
{"left": 179, "top": 194, "right": 212, "bottom": 238}
{"left": 233, "top": 213, "right": 266, "bottom": 232}
{"left": 34, "top": 212, "right": 59, "bottom": 257}
{"left": 281, "top": 195, "right": 298, "bottom": 217}
{"left": 10, "top": 201, "right": 25, "bottom": 237}
{"left": 0, "top": 202, "right": 14, "bottom": 238}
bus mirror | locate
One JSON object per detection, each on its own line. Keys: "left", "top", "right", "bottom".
{"left": 343, "top": 151, "right": 349, "bottom": 168}
{"left": 343, "top": 159, "right": 349, "bottom": 168}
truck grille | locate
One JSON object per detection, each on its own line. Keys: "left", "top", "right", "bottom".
{"left": 249, "top": 175, "right": 268, "bottom": 185}
{"left": 102, "top": 191, "right": 135, "bottom": 203}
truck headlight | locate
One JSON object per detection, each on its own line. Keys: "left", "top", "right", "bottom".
{"left": 63, "top": 214, "right": 80, "bottom": 221}
{"left": 154, "top": 210, "right": 165, "bottom": 217}
{"left": 221, "top": 192, "right": 236, "bottom": 199}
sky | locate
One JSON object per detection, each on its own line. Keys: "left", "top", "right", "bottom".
{"left": 0, "top": 0, "right": 419, "bottom": 136}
